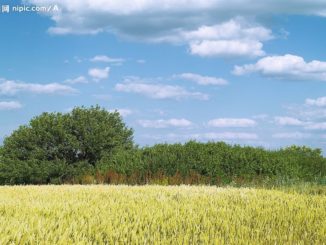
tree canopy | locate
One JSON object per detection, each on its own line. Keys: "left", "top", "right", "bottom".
{"left": 1, "top": 106, "right": 134, "bottom": 165}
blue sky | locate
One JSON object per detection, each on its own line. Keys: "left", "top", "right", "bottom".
{"left": 0, "top": 0, "right": 326, "bottom": 153}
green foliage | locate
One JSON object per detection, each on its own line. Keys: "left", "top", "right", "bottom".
{"left": 139, "top": 142, "right": 298, "bottom": 181}
{"left": 0, "top": 106, "right": 325, "bottom": 185}
{"left": 0, "top": 106, "right": 133, "bottom": 184}
{"left": 96, "top": 142, "right": 326, "bottom": 185}
{"left": 97, "top": 148, "right": 144, "bottom": 176}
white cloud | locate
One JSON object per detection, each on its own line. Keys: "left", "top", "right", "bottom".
{"left": 0, "top": 79, "right": 77, "bottom": 95}
{"left": 150, "top": 19, "right": 272, "bottom": 58}
{"left": 272, "top": 132, "right": 311, "bottom": 139}
{"left": 274, "top": 116, "right": 306, "bottom": 126}
{"left": 64, "top": 76, "right": 89, "bottom": 84}
{"left": 117, "top": 109, "right": 133, "bottom": 117}
{"left": 138, "top": 118, "right": 193, "bottom": 128}
{"left": 25, "top": 0, "right": 282, "bottom": 58}
{"left": 184, "top": 19, "right": 272, "bottom": 57}
{"left": 161, "top": 132, "right": 258, "bottom": 140}
{"left": 0, "top": 101, "right": 22, "bottom": 110}
{"left": 208, "top": 118, "right": 257, "bottom": 127}
{"left": 233, "top": 54, "right": 326, "bottom": 81}
{"left": 88, "top": 67, "right": 110, "bottom": 81}
{"left": 178, "top": 73, "right": 228, "bottom": 85}
{"left": 90, "top": 55, "right": 125, "bottom": 63}
{"left": 110, "top": 108, "right": 133, "bottom": 117}
{"left": 115, "top": 77, "right": 208, "bottom": 100}
{"left": 305, "top": 122, "right": 326, "bottom": 130}
{"left": 200, "top": 132, "right": 258, "bottom": 140}
{"left": 25, "top": 0, "right": 326, "bottom": 38}
{"left": 305, "top": 96, "right": 326, "bottom": 107}
{"left": 142, "top": 131, "right": 258, "bottom": 141}
{"left": 181, "top": 20, "right": 272, "bottom": 41}
{"left": 189, "top": 40, "right": 265, "bottom": 58}
{"left": 285, "top": 104, "right": 326, "bottom": 121}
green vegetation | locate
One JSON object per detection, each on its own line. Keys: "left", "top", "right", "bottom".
{"left": 0, "top": 106, "right": 325, "bottom": 185}
{"left": 0, "top": 106, "right": 133, "bottom": 184}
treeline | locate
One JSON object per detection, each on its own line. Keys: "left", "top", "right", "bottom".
{"left": 0, "top": 106, "right": 325, "bottom": 185}
{"left": 1, "top": 142, "right": 326, "bottom": 185}
{"left": 96, "top": 143, "right": 326, "bottom": 186}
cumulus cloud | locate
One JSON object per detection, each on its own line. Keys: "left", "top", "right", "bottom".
{"left": 138, "top": 118, "right": 193, "bottom": 128}
{"left": 0, "top": 79, "right": 77, "bottom": 95}
{"left": 115, "top": 77, "right": 208, "bottom": 100}
{"left": 94, "top": 19, "right": 270, "bottom": 58}
{"left": 272, "top": 132, "right": 311, "bottom": 139}
{"left": 64, "top": 76, "right": 89, "bottom": 84}
{"left": 190, "top": 40, "right": 265, "bottom": 57}
{"left": 233, "top": 54, "right": 326, "bottom": 81}
{"left": 285, "top": 104, "right": 326, "bottom": 121}
{"left": 0, "top": 101, "right": 22, "bottom": 110}
{"left": 178, "top": 73, "right": 228, "bottom": 85}
{"left": 208, "top": 118, "right": 257, "bottom": 127}
{"left": 274, "top": 117, "right": 306, "bottom": 126}
{"left": 181, "top": 20, "right": 271, "bottom": 41}
{"left": 25, "top": 0, "right": 326, "bottom": 37}
{"left": 25, "top": 0, "right": 285, "bottom": 57}
{"left": 182, "top": 19, "right": 272, "bottom": 57}
{"left": 88, "top": 67, "right": 110, "bottom": 81}
{"left": 306, "top": 96, "right": 326, "bottom": 107}
{"left": 90, "top": 55, "right": 125, "bottom": 64}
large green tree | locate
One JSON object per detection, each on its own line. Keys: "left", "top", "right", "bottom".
{"left": 1, "top": 106, "right": 134, "bottom": 165}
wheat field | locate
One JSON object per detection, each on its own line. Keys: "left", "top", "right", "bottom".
{"left": 0, "top": 185, "right": 325, "bottom": 244}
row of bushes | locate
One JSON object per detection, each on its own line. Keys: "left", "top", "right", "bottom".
{"left": 97, "top": 142, "right": 326, "bottom": 185}
{"left": 1, "top": 141, "right": 325, "bottom": 185}
{"left": 0, "top": 107, "right": 325, "bottom": 185}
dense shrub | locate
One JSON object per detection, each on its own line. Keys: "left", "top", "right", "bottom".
{"left": 0, "top": 106, "right": 325, "bottom": 185}
{"left": 0, "top": 159, "right": 93, "bottom": 185}
{"left": 94, "top": 142, "right": 326, "bottom": 186}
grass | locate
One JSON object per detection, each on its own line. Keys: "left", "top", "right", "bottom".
{"left": 0, "top": 185, "right": 325, "bottom": 244}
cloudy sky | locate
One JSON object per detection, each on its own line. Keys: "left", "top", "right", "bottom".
{"left": 1, "top": 0, "right": 326, "bottom": 152}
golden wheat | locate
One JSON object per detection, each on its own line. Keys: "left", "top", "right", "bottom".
{"left": 0, "top": 185, "right": 325, "bottom": 244}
